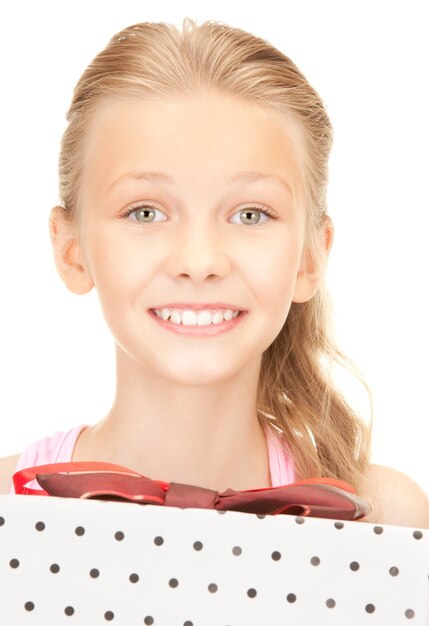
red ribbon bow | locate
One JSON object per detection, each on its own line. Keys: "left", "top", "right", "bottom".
{"left": 13, "top": 461, "right": 371, "bottom": 521}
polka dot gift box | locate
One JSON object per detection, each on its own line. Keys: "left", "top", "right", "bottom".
{"left": 0, "top": 494, "right": 428, "bottom": 625}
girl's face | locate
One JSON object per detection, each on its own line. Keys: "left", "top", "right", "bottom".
{"left": 75, "top": 94, "right": 313, "bottom": 384}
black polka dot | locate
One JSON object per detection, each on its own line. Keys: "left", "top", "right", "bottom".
{"left": 217, "top": 510, "right": 227, "bottom": 514}
{"left": 143, "top": 617, "right": 154, "bottom": 625}
{"left": 350, "top": 561, "right": 360, "bottom": 571}
{"left": 208, "top": 583, "right": 218, "bottom": 593}
{"left": 413, "top": 530, "right": 423, "bottom": 540}
{"left": 405, "top": 609, "right": 415, "bottom": 619}
{"left": 193, "top": 541, "right": 203, "bottom": 551}
{"left": 90, "top": 568, "right": 100, "bottom": 578}
{"left": 232, "top": 546, "right": 242, "bottom": 556}
{"left": 256, "top": 514, "right": 266, "bottom": 519}
{"left": 129, "top": 573, "right": 139, "bottom": 583}
{"left": 114, "top": 531, "right": 124, "bottom": 541}
{"left": 65, "top": 606, "right": 74, "bottom": 616}
{"left": 154, "top": 536, "right": 164, "bottom": 546}
{"left": 373, "top": 526, "right": 383, "bottom": 535}
{"left": 24, "top": 601, "right": 35, "bottom": 611}
{"left": 184, "top": 621, "right": 193, "bottom": 626}
{"left": 169, "top": 578, "right": 179, "bottom": 588}
{"left": 247, "top": 588, "right": 257, "bottom": 598}
{"left": 35, "top": 521, "right": 45, "bottom": 531}
{"left": 9, "top": 559, "right": 20, "bottom": 568}
{"left": 295, "top": 517, "right": 305, "bottom": 525}
{"left": 311, "top": 556, "right": 320, "bottom": 566}
{"left": 104, "top": 610, "right": 114, "bottom": 621}
{"left": 365, "top": 604, "right": 376, "bottom": 613}
{"left": 0, "top": 516, "right": 5, "bottom": 526}
{"left": 50, "top": 563, "right": 60, "bottom": 574}
{"left": 271, "top": 551, "right": 281, "bottom": 561}
{"left": 75, "top": 526, "right": 85, "bottom": 536}
{"left": 334, "top": 522, "right": 344, "bottom": 529}
{"left": 286, "top": 593, "right": 297, "bottom": 603}
{"left": 326, "top": 598, "right": 336, "bottom": 608}
{"left": 389, "top": 566, "right": 399, "bottom": 576}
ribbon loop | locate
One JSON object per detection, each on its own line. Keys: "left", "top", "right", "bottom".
{"left": 36, "top": 472, "right": 166, "bottom": 505}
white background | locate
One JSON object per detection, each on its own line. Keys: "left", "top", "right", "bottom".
{"left": 0, "top": 1, "right": 428, "bottom": 494}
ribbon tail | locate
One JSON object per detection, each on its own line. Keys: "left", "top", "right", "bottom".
{"left": 216, "top": 484, "right": 371, "bottom": 520}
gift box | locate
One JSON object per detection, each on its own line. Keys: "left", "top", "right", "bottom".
{"left": 0, "top": 494, "right": 428, "bottom": 625}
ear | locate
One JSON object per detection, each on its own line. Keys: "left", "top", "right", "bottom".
{"left": 48, "top": 206, "right": 94, "bottom": 295}
{"left": 292, "top": 215, "right": 334, "bottom": 303}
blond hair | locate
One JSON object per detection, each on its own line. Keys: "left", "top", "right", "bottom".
{"left": 58, "top": 18, "right": 373, "bottom": 491}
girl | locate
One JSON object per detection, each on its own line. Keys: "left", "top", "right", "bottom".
{"left": 1, "top": 18, "right": 428, "bottom": 527}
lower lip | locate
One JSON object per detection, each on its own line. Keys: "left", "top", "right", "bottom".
{"left": 148, "top": 310, "right": 247, "bottom": 336}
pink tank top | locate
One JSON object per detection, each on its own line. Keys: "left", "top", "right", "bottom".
{"left": 10, "top": 423, "right": 295, "bottom": 493}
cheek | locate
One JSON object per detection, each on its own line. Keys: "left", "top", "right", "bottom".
{"left": 252, "top": 237, "right": 302, "bottom": 342}
{"left": 84, "top": 229, "right": 153, "bottom": 302}
{"left": 250, "top": 236, "right": 302, "bottom": 296}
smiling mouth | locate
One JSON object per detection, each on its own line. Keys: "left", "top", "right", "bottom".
{"left": 150, "top": 308, "right": 243, "bottom": 327}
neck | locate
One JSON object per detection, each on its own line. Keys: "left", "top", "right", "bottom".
{"left": 75, "top": 346, "right": 272, "bottom": 491}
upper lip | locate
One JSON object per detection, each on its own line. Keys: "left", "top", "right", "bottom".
{"left": 150, "top": 303, "right": 245, "bottom": 311}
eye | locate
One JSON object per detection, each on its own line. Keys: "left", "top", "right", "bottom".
{"left": 122, "top": 204, "right": 166, "bottom": 224}
{"left": 121, "top": 203, "right": 279, "bottom": 226}
{"left": 231, "top": 205, "right": 278, "bottom": 226}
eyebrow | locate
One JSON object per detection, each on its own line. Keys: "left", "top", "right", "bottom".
{"left": 107, "top": 170, "right": 293, "bottom": 197}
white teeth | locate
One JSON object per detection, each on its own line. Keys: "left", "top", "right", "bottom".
{"left": 170, "top": 310, "right": 182, "bottom": 325}
{"left": 154, "top": 308, "right": 240, "bottom": 326}
{"left": 223, "top": 309, "right": 234, "bottom": 321}
{"left": 196, "top": 310, "right": 212, "bottom": 326}
{"left": 211, "top": 310, "right": 224, "bottom": 325}
{"left": 182, "top": 310, "right": 198, "bottom": 326}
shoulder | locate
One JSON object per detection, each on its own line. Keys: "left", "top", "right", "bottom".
{"left": 359, "top": 463, "right": 429, "bottom": 528}
{"left": 0, "top": 453, "right": 21, "bottom": 494}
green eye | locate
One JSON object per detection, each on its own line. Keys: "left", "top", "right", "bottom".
{"left": 135, "top": 206, "right": 160, "bottom": 222}
{"left": 124, "top": 205, "right": 166, "bottom": 223}
{"left": 122, "top": 204, "right": 278, "bottom": 226}
{"left": 228, "top": 204, "right": 279, "bottom": 227}
{"left": 240, "top": 209, "right": 262, "bottom": 225}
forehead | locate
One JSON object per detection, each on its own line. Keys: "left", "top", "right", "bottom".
{"left": 80, "top": 94, "right": 306, "bottom": 204}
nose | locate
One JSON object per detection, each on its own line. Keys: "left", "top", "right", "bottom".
{"left": 165, "top": 218, "right": 231, "bottom": 283}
